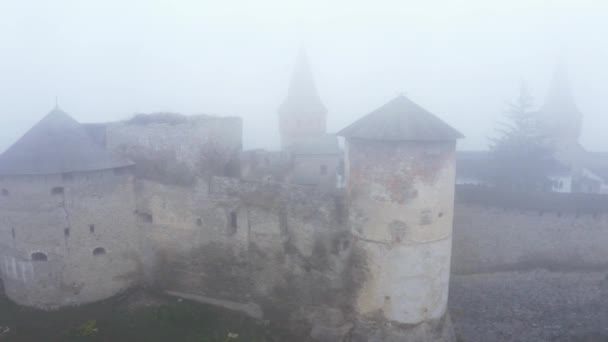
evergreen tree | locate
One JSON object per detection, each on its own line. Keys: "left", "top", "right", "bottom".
{"left": 486, "top": 83, "right": 556, "bottom": 190}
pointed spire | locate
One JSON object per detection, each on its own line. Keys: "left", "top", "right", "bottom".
{"left": 279, "top": 49, "right": 327, "bottom": 117}
{"left": 539, "top": 61, "right": 583, "bottom": 142}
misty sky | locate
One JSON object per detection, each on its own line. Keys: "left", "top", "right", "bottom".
{"left": 1, "top": 0, "right": 607, "bottom": 153}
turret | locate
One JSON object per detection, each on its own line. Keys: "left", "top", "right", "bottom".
{"left": 338, "top": 95, "right": 462, "bottom": 340}
{"left": 0, "top": 107, "right": 139, "bottom": 309}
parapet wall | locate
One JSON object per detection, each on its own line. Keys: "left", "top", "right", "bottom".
{"left": 452, "top": 186, "right": 608, "bottom": 274}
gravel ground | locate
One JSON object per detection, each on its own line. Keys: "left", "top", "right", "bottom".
{"left": 449, "top": 270, "right": 608, "bottom": 342}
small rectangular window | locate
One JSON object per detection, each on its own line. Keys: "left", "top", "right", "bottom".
{"left": 320, "top": 165, "right": 328, "bottom": 175}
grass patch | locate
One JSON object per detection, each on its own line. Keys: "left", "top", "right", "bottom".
{"left": 0, "top": 290, "right": 290, "bottom": 342}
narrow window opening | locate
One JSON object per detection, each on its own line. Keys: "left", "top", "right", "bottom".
{"left": 1, "top": 189, "right": 8, "bottom": 196}
{"left": 89, "top": 224, "right": 95, "bottom": 233}
{"left": 64, "top": 227, "right": 70, "bottom": 237}
{"left": 11, "top": 228, "right": 15, "bottom": 239}
{"left": 228, "top": 211, "right": 238, "bottom": 235}
{"left": 31, "top": 252, "right": 48, "bottom": 261}
{"left": 196, "top": 218, "right": 202, "bottom": 227}
{"left": 320, "top": 165, "right": 328, "bottom": 176}
{"left": 51, "top": 187, "right": 64, "bottom": 195}
{"left": 93, "top": 247, "right": 106, "bottom": 256}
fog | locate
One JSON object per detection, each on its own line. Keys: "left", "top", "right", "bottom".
{"left": 1, "top": 0, "right": 607, "bottom": 152}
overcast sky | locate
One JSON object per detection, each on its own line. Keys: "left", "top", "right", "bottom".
{"left": 0, "top": 0, "right": 606, "bottom": 152}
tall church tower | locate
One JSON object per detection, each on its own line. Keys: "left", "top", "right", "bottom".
{"left": 279, "top": 50, "right": 327, "bottom": 150}
{"left": 538, "top": 63, "right": 583, "bottom": 145}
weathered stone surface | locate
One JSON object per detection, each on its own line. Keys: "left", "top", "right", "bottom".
{"left": 0, "top": 169, "right": 141, "bottom": 309}
{"left": 452, "top": 202, "right": 608, "bottom": 274}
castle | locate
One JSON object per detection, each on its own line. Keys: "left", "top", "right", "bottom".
{"left": 0, "top": 53, "right": 462, "bottom": 342}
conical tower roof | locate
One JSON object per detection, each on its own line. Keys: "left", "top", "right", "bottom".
{"left": 279, "top": 49, "right": 327, "bottom": 117}
{"left": 0, "top": 107, "right": 133, "bottom": 176}
{"left": 338, "top": 95, "right": 463, "bottom": 141}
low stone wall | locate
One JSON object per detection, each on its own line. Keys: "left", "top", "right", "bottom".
{"left": 452, "top": 186, "right": 608, "bottom": 274}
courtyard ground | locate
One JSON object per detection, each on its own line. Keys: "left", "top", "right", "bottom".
{"left": 449, "top": 269, "right": 608, "bottom": 342}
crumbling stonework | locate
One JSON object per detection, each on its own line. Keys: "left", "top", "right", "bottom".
{"left": 136, "top": 176, "right": 359, "bottom": 339}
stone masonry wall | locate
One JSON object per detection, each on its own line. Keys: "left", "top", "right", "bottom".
{"left": 452, "top": 187, "right": 608, "bottom": 275}
{"left": 104, "top": 115, "right": 242, "bottom": 185}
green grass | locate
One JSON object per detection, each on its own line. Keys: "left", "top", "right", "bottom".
{"left": 0, "top": 290, "right": 289, "bottom": 342}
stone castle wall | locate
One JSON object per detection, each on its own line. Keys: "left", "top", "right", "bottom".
{"left": 104, "top": 115, "right": 242, "bottom": 184}
{"left": 452, "top": 186, "right": 608, "bottom": 275}
{"left": 0, "top": 168, "right": 141, "bottom": 308}
{"left": 136, "top": 176, "right": 359, "bottom": 339}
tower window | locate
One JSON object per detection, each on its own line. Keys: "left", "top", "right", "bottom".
{"left": 89, "top": 224, "right": 95, "bottom": 233}
{"left": 1, "top": 189, "right": 8, "bottom": 196}
{"left": 320, "top": 165, "right": 328, "bottom": 175}
{"left": 93, "top": 247, "right": 106, "bottom": 256}
{"left": 31, "top": 252, "right": 48, "bottom": 261}
{"left": 64, "top": 227, "right": 70, "bottom": 237}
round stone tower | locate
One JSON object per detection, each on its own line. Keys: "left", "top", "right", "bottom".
{"left": 0, "top": 107, "right": 140, "bottom": 309}
{"left": 338, "top": 95, "right": 462, "bottom": 341}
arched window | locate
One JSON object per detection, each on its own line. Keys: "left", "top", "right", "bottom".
{"left": 31, "top": 252, "right": 48, "bottom": 261}
{"left": 92, "top": 247, "right": 106, "bottom": 256}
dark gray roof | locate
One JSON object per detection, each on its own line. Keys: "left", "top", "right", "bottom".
{"left": 0, "top": 107, "right": 133, "bottom": 176}
{"left": 287, "top": 134, "right": 340, "bottom": 155}
{"left": 337, "top": 95, "right": 463, "bottom": 141}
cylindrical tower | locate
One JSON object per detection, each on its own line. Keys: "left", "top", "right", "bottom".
{"left": 0, "top": 107, "right": 139, "bottom": 309}
{"left": 338, "top": 96, "right": 462, "bottom": 341}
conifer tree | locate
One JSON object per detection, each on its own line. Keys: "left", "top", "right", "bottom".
{"left": 486, "top": 83, "right": 556, "bottom": 190}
